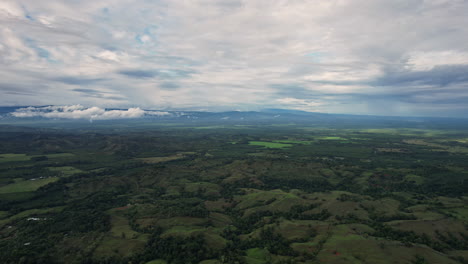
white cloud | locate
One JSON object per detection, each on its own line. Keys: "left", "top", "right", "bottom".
{"left": 405, "top": 50, "right": 468, "bottom": 71}
{"left": 0, "top": 2, "right": 24, "bottom": 17}
{"left": 96, "top": 50, "right": 121, "bottom": 62}
{"left": 145, "top": 111, "right": 172, "bottom": 116}
{"left": 276, "top": 97, "right": 323, "bottom": 112}
{"left": 11, "top": 105, "right": 170, "bottom": 120}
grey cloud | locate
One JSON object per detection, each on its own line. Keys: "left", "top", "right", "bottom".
{"left": 159, "top": 82, "right": 181, "bottom": 90}
{"left": 118, "top": 70, "right": 157, "bottom": 78}
{"left": 55, "top": 77, "right": 106, "bottom": 85}
{"left": 0, "top": 83, "right": 36, "bottom": 95}
{"left": 372, "top": 65, "right": 468, "bottom": 87}
{"left": 118, "top": 69, "right": 194, "bottom": 79}
{"left": 426, "top": 96, "right": 468, "bottom": 105}
{"left": 272, "top": 84, "right": 323, "bottom": 99}
{"left": 72, "top": 88, "right": 126, "bottom": 101}
{"left": 272, "top": 84, "right": 348, "bottom": 99}
{"left": 72, "top": 88, "right": 101, "bottom": 94}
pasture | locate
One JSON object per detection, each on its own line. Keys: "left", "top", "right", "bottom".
{"left": 0, "top": 177, "right": 58, "bottom": 194}
{"left": 248, "top": 141, "right": 292, "bottom": 148}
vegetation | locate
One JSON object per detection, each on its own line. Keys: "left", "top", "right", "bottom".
{"left": 0, "top": 121, "right": 467, "bottom": 264}
{"left": 248, "top": 141, "right": 293, "bottom": 149}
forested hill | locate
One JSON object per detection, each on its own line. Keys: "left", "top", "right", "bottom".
{"left": 0, "top": 122, "right": 467, "bottom": 263}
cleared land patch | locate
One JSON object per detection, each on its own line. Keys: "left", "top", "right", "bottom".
{"left": 0, "top": 153, "right": 75, "bottom": 164}
{"left": 318, "top": 136, "right": 347, "bottom": 140}
{"left": 0, "top": 211, "right": 8, "bottom": 219}
{"left": 93, "top": 235, "right": 146, "bottom": 259}
{"left": 405, "top": 174, "right": 425, "bottom": 185}
{"left": 48, "top": 166, "right": 83, "bottom": 177}
{"left": 161, "top": 226, "right": 207, "bottom": 238}
{"left": 109, "top": 215, "right": 140, "bottom": 239}
{"left": 45, "top": 153, "right": 75, "bottom": 158}
{"left": 0, "top": 206, "right": 64, "bottom": 227}
{"left": 248, "top": 141, "right": 292, "bottom": 149}
{"left": 0, "top": 154, "right": 30, "bottom": 163}
{"left": 136, "top": 153, "right": 186, "bottom": 164}
{"left": 0, "top": 177, "right": 58, "bottom": 194}
{"left": 273, "top": 140, "right": 314, "bottom": 144}
{"left": 441, "top": 207, "right": 468, "bottom": 221}
{"left": 403, "top": 139, "right": 468, "bottom": 153}
{"left": 245, "top": 248, "right": 269, "bottom": 264}
{"left": 146, "top": 260, "right": 168, "bottom": 264}
{"left": 376, "top": 148, "right": 408, "bottom": 153}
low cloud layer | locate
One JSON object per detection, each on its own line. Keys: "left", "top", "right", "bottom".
{"left": 11, "top": 105, "right": 169, "bottom": 120}
{"left": 1, "top": 1, "right": 468, "bottom": 117}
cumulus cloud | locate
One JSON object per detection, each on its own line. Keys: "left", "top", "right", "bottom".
{"left": 0, "top": 0, "right": 468, "bottom": 116}
{"left": 11, "top": 105, "right": 170, "bottom": 120}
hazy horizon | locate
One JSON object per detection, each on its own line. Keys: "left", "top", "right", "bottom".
{"left": 1, "top": 104, "right": 468, "bottom": 121}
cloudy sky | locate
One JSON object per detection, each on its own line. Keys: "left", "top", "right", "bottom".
{"left": 1, "top": 0, "right": 468, "bottom": 117}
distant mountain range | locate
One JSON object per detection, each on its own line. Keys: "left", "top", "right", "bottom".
{"left": 0, "top": 106, "right": 467, "bottom": 130}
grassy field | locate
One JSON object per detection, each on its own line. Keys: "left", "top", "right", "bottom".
{"left": 199, "top": 260, "right": 221, "bottom": 264}
{"left": 0, "top": 153, "right": 75, "bottom": 164}
{"left": 245, "top": 248, "right": 269, "bottom": 264}
{"left": 136, "top": 153, "right": 187, "bottom": 163}
{"left": 318, "top": 136, "right": 347, "bottom": 140}
{"left": 45, "top": 153, "right": 75, "bottom": 158}
{"left": 0, "top": 211, "right": 8, "bottom": 219}
{"left": 272, "top": 140, "right": 314, "bottom": 144}
{"left": 47, "top": 166, "right": 83, "bottom": 177}
{"left": 404, "top": 139, "right": 468, "bottom": 153}
{"left": 0, "top": 206, "right": 65, "bottom": 227}
{"left": 93, "top": 235, "right": 146, "bottom": 259}
{"left": 146, "top": 260, "right": 168, "bottom": 264}
{"left": 93, "top": 211, "right": 149, "bottom": 259}
{"left": 0, "top": 177, "right": 58, "bottom": 194}
{"left": 109, "top": 215, "right": 140, "bottom": 239}
{"left": 405, "top": 174, "right": 425, "bottom": 185}
{"left": 161, "top": 226, "right": 207, "bottom": 237}
{"left": 248, "top": 141, "right": 292, "bottom": 149}
{"left": 0, "top": 153, "right": 31, "bottom": 163}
